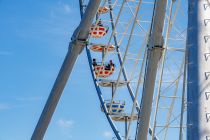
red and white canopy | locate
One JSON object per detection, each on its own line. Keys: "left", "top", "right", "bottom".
{"left": 94, "top": 65, "right": 115, "bottom": 78}
{"left": 90, "top": 25, "right": 108, "bottom": 38}
{"left": 98, "top": 7, "right": 110, "bottom": 14}
{"left": 90, "top": 44, "right": 115, "bottom": 52}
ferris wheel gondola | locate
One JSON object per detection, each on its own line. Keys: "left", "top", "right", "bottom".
{"left": 90, "top": 20, "right": 109, "bottom": 38}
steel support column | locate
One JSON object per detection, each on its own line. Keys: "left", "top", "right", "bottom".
{"left": 187, "top": 0, "right": 210, "bottom": 139}
{"left": 136, "top": 0, "right": 167, "bottom": 140}
{"left": 31, "top": 0, "right": 101, "bottom": 139}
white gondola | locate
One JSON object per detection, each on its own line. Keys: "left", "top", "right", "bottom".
{"left": 101, "top": 100, "right": 125, "bottom": 114}
{"left": 111, "top": 114, "right": 138, "bottom": 122}
{"left": 98, "top": 79, "right": 128, "bottom": 87}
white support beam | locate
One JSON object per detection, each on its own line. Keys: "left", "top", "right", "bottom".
{"left": 136, "top": 0, "right": 167, "bottom": 140}
{"left": 31, "top": 0, "right": 101, "bottom": 139}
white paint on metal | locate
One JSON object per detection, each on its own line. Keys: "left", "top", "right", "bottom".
{"left": 136, "top": 0, "right": 167, "bottom": 139}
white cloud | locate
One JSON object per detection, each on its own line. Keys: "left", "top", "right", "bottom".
{"left": 103, "top": 131, "right": 113, "bottom": 138}
{"left": 56, "top": 119, "right": 74, "bottom": 128}
{"left": 0, "top": 104, "right": 12, "bottom": 110}
{"left": 63, "top": 4, "right": 71, "bottom": 13}
{"left": 49, "top": 3, "right": 72, "bottom": 18}
{"left": 16, "top": 96, "right": 42, "bottom": 102}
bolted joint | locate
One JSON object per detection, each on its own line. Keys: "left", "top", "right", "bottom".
{"left": 70, "top": 38, "right": 88, "bottom": 47}
{"left": 148, "top": 36, "right": 165, "bottom": 49}
{"left": 68, "top": 38, "right": 88, "bottom": 54}
{"left": 154, "top": 45, "right": 164, "bottom": 48}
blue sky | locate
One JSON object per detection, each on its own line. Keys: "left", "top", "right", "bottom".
{"left": 0, "top": 0, "right": 189, "bottom": 140}
{"left": 0, "top": 0, "right": 115, "bottom": 140}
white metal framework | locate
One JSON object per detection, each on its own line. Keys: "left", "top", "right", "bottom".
{"left": 81, "top": 0, "right": 188, "bottom": 140}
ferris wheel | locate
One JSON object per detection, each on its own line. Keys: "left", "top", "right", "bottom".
{"left": 81, "top": 0, "right": 187, "bottom": 139}
{"left": 31, "top": 0, "right": 210, "bottom": 140}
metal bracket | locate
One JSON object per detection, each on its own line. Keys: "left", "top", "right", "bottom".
{"left": 204, "top": 19, "right": 210, "bottom": 26}
{"left": 204, "top": 53, "right": 210, "bottom": 61}
{"left": 206, "top": 136, "right": 210, "bottom": 140}
{"left": 205, "top": 92, "right": 210, "bottom": 100}
{"left": 204, "top": 4, "right": 210, "bottom": 10}
{"left": 206, "top": 113, "right": 210, "bottom": 122}
{"left": 205, "top": 72, "right": 210, "bottom": 80}
{"left": 71, "top": 38, "right": 88, "bottom": 46}
{"left": 204, "top": 35, "right": 210, "bottom": 43}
